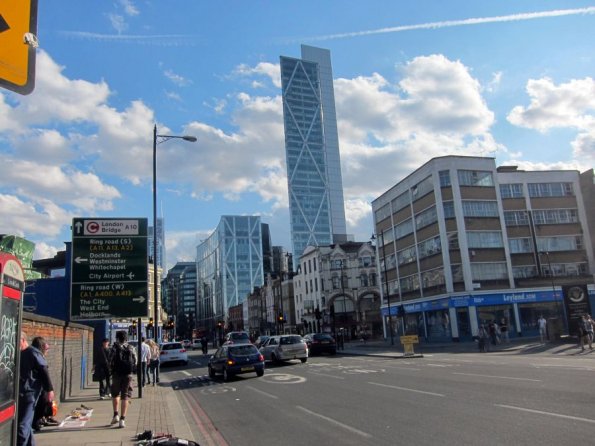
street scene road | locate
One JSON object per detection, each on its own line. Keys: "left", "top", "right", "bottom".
{"left": 159, "top": 348, "right": 595, "bottom": 446}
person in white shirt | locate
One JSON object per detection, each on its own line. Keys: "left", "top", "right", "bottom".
{"left": 537, "top": 315, "right": 547, "bottom": 343}
{"left": 140, "top": 337, "right": 151, "bottom": 386}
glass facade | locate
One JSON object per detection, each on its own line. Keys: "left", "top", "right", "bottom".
{"left": 196, "top": 216, "right": 265, "bottom": 328}
{"left": 281, "top": 45, "right": 347, "bottom": 259}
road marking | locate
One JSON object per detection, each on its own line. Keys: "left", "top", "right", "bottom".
{"left": 495, "top": 404, "right": 595, "bottom": 424}
{"left": 453, "top": 372, "right": 541, "bottom": 382}
{"left": 425, "top": 363, "right": 451, "bottom": 367}
{"left": 367, "top": 382, "right": 445, "bottom": 397}
{"left": 181, "top": 371, "right": 192, "bottom": 376}
{"left": 246, "top": 386, "right": 279, "bottom": 399}
{"left": 296, "top": 406, "right": 372, "bottom": 438}
{"left": 383, "top": 365, "right": 421, "bottom": 372}
{"left": 531, "top": 363, "right": 595, "bottom": 371}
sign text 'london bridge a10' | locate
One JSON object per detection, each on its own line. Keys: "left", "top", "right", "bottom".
{"left": 70, "top": 218, "right": 149, "bottom": 320}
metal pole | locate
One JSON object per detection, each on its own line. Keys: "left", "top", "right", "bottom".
{"left": 153, "top": 125, "right": 159, "bottom": 344}
{"left": 379, "top": 232, "right": 394, "bottom": 345}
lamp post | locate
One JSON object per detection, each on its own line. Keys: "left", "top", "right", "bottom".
{"left": 540, "top": 250, "right": 565, "bottom": 337}
{"left": 371, "top": 233, "right": 394, "bottom": 345}
{"left": 152, "top": 124, "right": 196, "bottom": 343}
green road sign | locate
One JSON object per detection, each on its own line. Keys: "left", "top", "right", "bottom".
{"left": 71, "top": 218, "right": 148, "bottom": 320}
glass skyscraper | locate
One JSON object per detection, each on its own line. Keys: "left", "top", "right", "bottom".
{"left": 196, "top": 216, "right": 265, "bottom": 329}
{"left": 280, "top": 45, "right": 347, "bottom": 260}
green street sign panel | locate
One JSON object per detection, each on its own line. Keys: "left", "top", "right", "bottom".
{"left": 71, "top": 218, "right": 149, "bottom": 320}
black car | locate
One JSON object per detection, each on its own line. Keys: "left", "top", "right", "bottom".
{"left": 208, "top": 344, "right": 265, "bottom": 381}
{"left": 304, "top": 333, "right": 337, "bottom": 355}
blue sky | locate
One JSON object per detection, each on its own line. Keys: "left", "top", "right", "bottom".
{"left": 1, "top": 1, "right": 594, "bottom": 270}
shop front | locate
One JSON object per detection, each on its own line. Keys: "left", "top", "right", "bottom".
{"left": 381, "top": 288, "right": 568, "bottom": 343}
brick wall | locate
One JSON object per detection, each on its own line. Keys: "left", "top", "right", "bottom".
{"left": 22, "top": 312, "right": 94, "bottom": 402}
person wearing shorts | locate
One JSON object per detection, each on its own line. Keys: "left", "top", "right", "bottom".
{"left": 108, "top": 331, "right": 136, "bottom": 428}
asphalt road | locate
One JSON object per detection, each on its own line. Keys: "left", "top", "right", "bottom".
{"left": 162, "top": 349, "right": 595, "bottom": 446}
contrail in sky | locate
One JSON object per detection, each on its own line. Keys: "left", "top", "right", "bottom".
{"left": 305, "top": 6, "right": 595, "bottom": 41}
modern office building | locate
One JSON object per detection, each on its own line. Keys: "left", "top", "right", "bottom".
{"left": 371, "top": 156, "right": 595, "bottom": 342}
{"left": 280, "top": 45, "right": 347, "bottom": 259}
{"left": 163, "top": 261, "right": 197, "bottom": 337}
{"left": 196, "top": 216, "right": 266, "bottom": 332}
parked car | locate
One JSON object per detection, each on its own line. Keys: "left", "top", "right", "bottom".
{"left": 208, "top": 344, "right": 265, "bottom": 381}
{"left": 182, "top": 339, "right": 192, "bottom": 349}
{"left": 191, "top": 339, "right": 203, "bottom": 350}
{"left": 254, "top": 335, "right": 270, "bottom": 348}
{"left": 159, "top": 342, "right": 188, "bottom": 366}
{"left": 259, "top": 335, "right": 308, "bottom": 364}
{"left": 223, "top": 331, "right": 251, "bottom": 345}
{"left": 303, "top": 333, "right": 337, "bottom": 355}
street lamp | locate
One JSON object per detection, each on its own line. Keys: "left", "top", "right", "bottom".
{"left": 371, "top": 233, "right": 394, "bottom": 345}
{"left": 539, "top": 250, "right": 565, "bottom": 337}
{"left": 152, "top": 124, "right": 196, "bottom": 342}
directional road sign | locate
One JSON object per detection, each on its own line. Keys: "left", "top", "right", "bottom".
{"left": 70, "top": 218, "right": 149, "bottom": 320}
{"left": 0, "top": 0, "right": 38, "bottom": 95}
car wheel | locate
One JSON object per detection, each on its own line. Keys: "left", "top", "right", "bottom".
{"left": 256, "top": 368, "right": 264, "bottom": 377}
{"left": 208, "top": 365, "right": 216, "bottom": 378}
{"left": 223, "top": 368, "right": 233, "bottom": 382}
{"left": 300, "top": 357, "right": 307, "bottom": 363}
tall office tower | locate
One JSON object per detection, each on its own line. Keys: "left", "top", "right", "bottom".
{"left": 148, "top": 217, "right": 165, "bottom": 269}
{"left": 280, "top": 45, "right": 347, "bottom": 260}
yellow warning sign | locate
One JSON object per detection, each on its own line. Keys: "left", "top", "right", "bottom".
{"left": 0, "top": 0, "right": 38, "bottom": 94}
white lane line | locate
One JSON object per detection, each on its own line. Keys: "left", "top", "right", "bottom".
{"left": 181, "top": 371, "right": 192, "bottom": 376}
{"left": 246, "top": 386, "right": 278, "bottom": 399}
{"left": 453, "top": 372, "right": 541, "bottom": 382}
{"left": 382, "top": 365, "right": 421, "bottom": 372}
{"left": 296, "top": 406, "right": 372, "bottom": 438}
{"left": 425, "top": 363, "right": 451, "bottom": 367}
{"left": 308, "top": 372, "right": 345, "bottom": 380}
{"left": 495, "top": 404, "right": 595, "bottom": 424}
{"left": 367, "top": 382, "right": 445, "bottom": 397}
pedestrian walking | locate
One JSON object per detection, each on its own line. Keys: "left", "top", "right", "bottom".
{"left": 94, "top": 338, "right": 111, "bottom": 400}
{"left": 538, "top": 315, "right": 547, "bottom": 343}
{"left": 478, "top": 325, "right": 489, "bottom": 352}
{"left": 140, "top": 337, "right": 151, "bottom": 386}
{"left": 500, "top": 317, "right": 509, "bottom": 344}
{"left": 31, "top": 338, "right": 58, "bottom": 432}
{"left": 147, "top": 339, "right": 160, "bottom": 385}
{"left": 17, "top": 332, "right": 55, "bottom": 446}
{"left": 200, "top": 336, "right": 208, "bottom": 355}
{"left": 488, "top": 321, "right": 499, "bottom": 346}
{"left": 108, "top": 330, "right": 137, "bottom": 429}
{"left": 580, "top": 314, "right": 593, "bottom": 351}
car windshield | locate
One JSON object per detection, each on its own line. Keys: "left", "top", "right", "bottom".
{"left": 280, "top": 336, "right": 303, "bottom": 345}
{"left": 314, "top": 334, "right": 333, "bottom": 341}
{"left": 162, "top": 343, "right": 182, "bottom": 350}
{"left": 231, "top": 333, "right": 250, "bottom": 341}
{"left": 229, "top": 345, "right": 258, "bottom": 356}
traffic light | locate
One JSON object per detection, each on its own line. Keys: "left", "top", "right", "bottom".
{"left": 147, "top": 317, "right": 154, "bottom": 329}
{"left": 278, "top": 313, "right": 285, "bottom": 323}
{"left": 217, "top": 321, "right": 223, "bottom": 328}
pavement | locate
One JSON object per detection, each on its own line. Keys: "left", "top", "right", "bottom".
{"left": 32, "top": 335, "right": 590, "bottom": 446}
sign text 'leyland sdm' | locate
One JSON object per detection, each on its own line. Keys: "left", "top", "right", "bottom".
{"left": 71, "top": 218, "right": 149, "bottom": 320}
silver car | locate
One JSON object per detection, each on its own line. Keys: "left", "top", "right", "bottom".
{"left": 259, "top": 335, "right": 308, "bottom": 364}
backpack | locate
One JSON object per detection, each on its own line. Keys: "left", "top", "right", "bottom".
{"left": 111, "top": 343, "right": 136, "bottom": 375}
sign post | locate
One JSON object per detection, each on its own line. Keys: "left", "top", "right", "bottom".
{"left": 70, "top": 218, "right": 149, "bottom": 320}
{"left": 0, "top": 0, "right": 38, "bottom": 94}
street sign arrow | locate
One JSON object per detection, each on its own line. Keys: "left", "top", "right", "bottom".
{"left": 133, "top": 296, "right": 146, "bottom": 303}
{"left": 74, "top": 221, "right": 83, "bottom": 234}
{"left": 74, "top": 256, "right": 88, "bottom": 264}
{"left": 0, "top": 14, "right": 9, "bottom": 34}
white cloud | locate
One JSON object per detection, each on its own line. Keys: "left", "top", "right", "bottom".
{"left": 165, "top": 230, "right": 213, "bottom": 270}
{"left": 164, "top": 69, "right": 192, "bottom": 87}
{"left": 507, "top": 77, "right": 595, "bottom": 165}
{"left": 119, "top": 0, "right": 139, "bottom": 16}
{"left": 235, "top": 62, "right": 281, "bottom": 88}
{"left": 108, "top": 13, "right": 128, "bottom": 34}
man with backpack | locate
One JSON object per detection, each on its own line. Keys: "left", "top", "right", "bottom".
{"left": 108, "top": 330, "right": 137, "bottom": 428}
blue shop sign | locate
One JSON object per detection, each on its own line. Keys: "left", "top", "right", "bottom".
{"left": 382, "top": 299, "right": 449, "bottom": 316}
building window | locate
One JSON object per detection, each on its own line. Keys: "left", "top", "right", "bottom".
{"left": 391, "top": 191, "right": 410, "bottom": 213}
{"left": 421, "top": 268, "right": 445, "bottom": 288}
{"left": 528, "top": 182, "right": 574, "bottom": 197}
{"left": 375, "top": 203, "right": 391, "bottom": 222}
{"left": 308, "top": 259, "right": 312, "bottom": 274}
{"left": 418, "top": 235, "right": 442, "bottom": 259}
{"left": 415, "top": 206, "right": 438, "bottom": 230}
{"left": 471, "top": 263, "right": 508, "bottom": 280}
{"left": 369, "top": 273, "right": 377, "bottom": 286}
{"left": 400, "top": 274, "right": 420, "bottom": 292}
{"left": 458, "top": 170, "right": 494, "bottom": 187}
{"left": 513, "top": 265, "right": 538, "bottom": 279}
{"left": 315, "top": 278, "right": 318, "bottom": 292}
{"left": 359, "top": 256, "right": 373, "bottom": 267}
{"left": 533, "top": 209, "right": 578, "bottom": 225}
{"left": 467, "top": 231, "right": 504, "bottom": 248}
{"left": 462, "top": 201, "right": 499, "bottom": 217}
{"left": 509, "top": 238, "right": 533, "bottom": 253}
{"left": 500, "top": 183, "right": 524, "bottom": 198}
{"left": 411, "top": 176, "right": 434, "bottom": 200}
{"left": 447, "top": 232, "right": 459, "bottom": 250}
{"left": 397, "top": 245, "right": 417, "bottom": 265}
{"left": 332, "top": 276, "right": 341, "bottom": 289}
{"left": 504, "top": 210, "right": 529, "bottom": 226}
{"left": 360, "top": 274, "right": 369, "bottom": 287}
{"left": 443, "top": 201, "right": 455, "bottom": 219}
{"left": 537, "top": 236, "right": 583, "bottom": 252}
{"left": 439, "top": 170, "right": 451, "bottom": 187}
{"left": 395, "top": 218, "right": 414, "bottom": 239}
